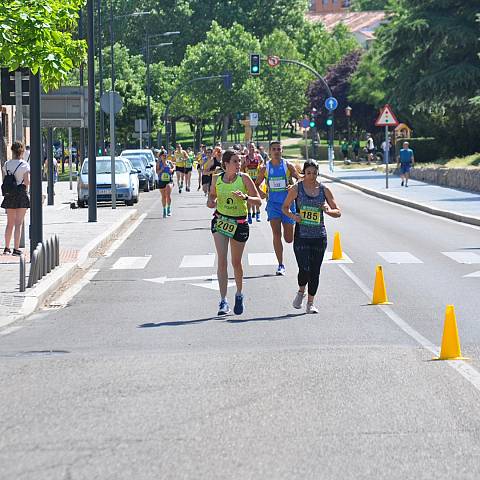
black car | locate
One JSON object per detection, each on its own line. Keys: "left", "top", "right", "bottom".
{"left": 123, "top": 155, "right": 155, "bottom": 192}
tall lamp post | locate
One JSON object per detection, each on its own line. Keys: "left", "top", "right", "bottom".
{"left": 145, "top": 31, "right": 179, "bottom": 147}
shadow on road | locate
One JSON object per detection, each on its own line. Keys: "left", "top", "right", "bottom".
{"left": 226, "top": 313, "right": 305, "bottom": 324}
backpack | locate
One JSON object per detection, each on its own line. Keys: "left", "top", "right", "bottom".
{"left": 1, "top": 164, "right": 21, "bottom": 196}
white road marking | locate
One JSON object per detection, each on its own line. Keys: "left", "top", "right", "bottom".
{"left": 190, "top": 280, "right": 236, "bottom": 291}
{"left": 338, "top": 264, "right": 480, "bottom": 393}
{"left": 442, "top": 252, "right": 480, "bottom": 264}
{"left": 180, "top": 254, "right": 215, "bottom": 268}
{"left": 377, "top": 252, "right": 423, "bottom": 264}
{"left": 104, "top": 213, "right": 148, "bottom": 257}
{"left": 464, "top": 271, "right": 480, "bottom": 278}
{"left": 248, "top": 253, "right": 278, "bottom": 266}
{"left": 49, "top": 269, "right": 100, "bottom": 307}
{"left": 111, "top": 256, "right": 152, "bottom": 270}
{"left": 324, "top": 252, "right": 353, "bottom": 264}
{"left": 0, "top": 326, "right": 23, "bottom": 337}
{"left": 144, "top": 274, "right": 217, "bottom": 284}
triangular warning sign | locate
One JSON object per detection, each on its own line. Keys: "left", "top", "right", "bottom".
{"left": 375, "top": 104, "right": 399, "bottom": 127}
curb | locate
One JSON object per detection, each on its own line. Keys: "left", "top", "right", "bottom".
{"left": 319, "top": 172, "right": 480, "bottom": 228}
{"left": 3, "top": 209, "right": 138, "bottom": 329}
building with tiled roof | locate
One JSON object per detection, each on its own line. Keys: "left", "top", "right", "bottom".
{"left": 307, "top": 4, "right": 387, "bottom": 49}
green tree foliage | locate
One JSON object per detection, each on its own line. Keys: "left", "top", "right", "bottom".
{"left": 352, "top": 0, "right": 389, "bottom": 11}
{"left": 294, "top": 23, "right": 359, "bottom": 75}
{"left": 0, "top": 0, "right": 86, "bottom": 89}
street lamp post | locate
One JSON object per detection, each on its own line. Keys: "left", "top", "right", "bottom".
{"left": 145, "top": 32, "right": 179, "bottom": 147}
{"left": 97, "top": 0, "right": 105, "bottom": 155}
{"left": 345, "top": 105, "right": 352, "bottom": 145}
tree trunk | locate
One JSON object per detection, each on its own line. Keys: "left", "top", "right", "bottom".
{"left": 171, "top": 117, "right": 177, "bottom": 146}
{"left": 221, "top": 114, "right": 229, "bottom": 142}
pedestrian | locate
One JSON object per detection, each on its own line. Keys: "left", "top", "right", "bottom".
{"left": 366, "top": 133, "right": 375, "bottom": 164}
{"left": 341, "top": 138, "right": 349, "bottom": 164}
{"left": 281, "top": 159, "right": 341, "bottom": 313}
{"left": 1, "top": 141, "right": 30, "bottom": 256}
{"left": 184, "top": 147, "right": 194, "bottom": 192}
{"left": 255, "top": 140, "right": 301, "bottom": 276}
{"left": 207, "top": 149, "right": 262, "bottom": 316}
{"left": 241, "top": 142, "right": 263, "bottom": 223}
{"left": 156, "top": 150, "right": 174, "bottom": 217}
{"left": 352, "top": 138, "right": 360, "bottom": 162}
{"left": 397, "top": 141, "right": 415, "bottom": 187}
{"left": 174, "top": 144, "right": 187, "bottom": 193}
{"left": 196, "top": 145, "right": 207, "bottom": 191}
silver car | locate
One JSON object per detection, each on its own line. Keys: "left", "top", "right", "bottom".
{"left": 77, "top": 156, "right": 138, "bottom": 207}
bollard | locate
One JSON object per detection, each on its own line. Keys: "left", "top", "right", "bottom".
{"left": 55, "top": 235, "right": 60, "bottom": 267}
{"left": 27, "top": 250, "right": 38, "bottom": 288}
{"left": 46, "top": 239, "right": 52, "bottom": 274}
{"left": 19, "top": 254, "right": 26, "bottom": 292}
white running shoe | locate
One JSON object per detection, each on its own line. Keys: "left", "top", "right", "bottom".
{"left": 293, "top": 291, "right": 306, "bottom": 309}
{"left": 217, "top": 299, "right": 231, "bottom": 316}
{"left": 306, "top": 302, "right": 319, "bottom": 314}
{"left": 276, "top": 264, "right": 286, "bottom": 276}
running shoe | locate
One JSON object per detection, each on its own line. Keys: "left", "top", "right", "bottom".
{"left": 12, "top": 249, "right": 22, "bottom": 257}
{"left": 255, "top": 212, "right": 261, "bottom": 222}
{"left": 234, "top": 293, "right": 244, "bottom": 315}
{"left": 167, "top": 206, "right": 172, "bottom": 217}
{"left": 401, "top": 180, "right": 404, "bottom": 186}
{"left": 276, "top": 264, "right": 286, "bottom": 276}
{"left": 186, "top": 187, "right": 190, "bottom": 192}
{"left": 163, "top": 208, "right": 167, "bottom": 218}
{"left": 306, "top": 302, "right": 319, "bottom": 314}
{"left": 292, "top": 291, "right": 306, "bottom": 309}
{"left": 247, "top": 213, "right": 253, "bottom": 225}
{"left": 197, "top": 186, "right": 201, "bottom": 191}
{"left": 217, "top": 299, "right": 231, "bottom": 316}
{"left": 3, "top": 247, "right": 11, "bottom": 255}
{"left": 179, "top": 188, "right": 182, "bottom": 194}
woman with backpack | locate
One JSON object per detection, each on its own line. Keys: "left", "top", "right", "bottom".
{"left": 1, "top": 141, "right": 30, "bottom": 256}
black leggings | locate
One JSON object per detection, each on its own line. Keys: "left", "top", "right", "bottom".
{"left": 293, "top": 236, "right": 327, "bottom": 296}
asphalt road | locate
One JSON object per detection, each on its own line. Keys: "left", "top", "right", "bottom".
{"left": 1, "top": 173, "right": 480, "bottom": 479}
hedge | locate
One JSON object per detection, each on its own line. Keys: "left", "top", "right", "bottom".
{"left": 395, "top": 137, "right": 440, "bottom": 163}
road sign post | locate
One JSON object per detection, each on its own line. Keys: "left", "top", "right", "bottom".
{"left": 375, "top": 104, "right": 399, "bottom": 190}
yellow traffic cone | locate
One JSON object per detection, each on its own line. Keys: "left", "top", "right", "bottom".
{"left": 435, "top": 305, "right": 467, "bottom": 360}
{"left": 331, "top": 231, "right": 344, "bottom": 260}
{"left": 370, "top": 265, "right": 392, "bottom": 305}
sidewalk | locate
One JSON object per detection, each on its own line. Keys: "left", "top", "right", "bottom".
{"left": 319, "top": 165, "right": 480, "bottom": 227}
{"left": 0, "top": 181, "right": 137, "bottom": 329}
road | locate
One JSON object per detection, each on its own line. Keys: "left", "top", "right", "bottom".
{"left": 1, "top": 173, "right": 480, "bottom": 479}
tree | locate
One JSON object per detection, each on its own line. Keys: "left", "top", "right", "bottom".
{"left": 352, "top": 0, "right": 389, "bottom": 11}
{"left": 0, "top": 0, "right": 86, "bottom": 89}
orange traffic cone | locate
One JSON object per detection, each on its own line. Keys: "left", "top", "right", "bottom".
{"left": 370, "top": 265, "right": 392, "bottom": 305}
{"left": 331, "top": 232, "right": 344, "bottom": 260}
{"left": 435, "top": 305, "right": 467, "bottom": 360}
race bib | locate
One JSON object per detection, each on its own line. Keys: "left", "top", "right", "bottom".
{"left": 300, "top": 205, "right": 323, "bottom": 226}
{"left": 161, "top": 172, "right": 171, "bottom": 182}
{"left": 215, "top": 216, "right": 238, "bottom": 238}
{"left": 269, "top": 176, "right": 286, "bottom": 191}
{"left": 248, "top": 168, "right": 258, "bottom": 179}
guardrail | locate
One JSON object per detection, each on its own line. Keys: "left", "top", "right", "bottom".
{"left": 22, "top": 235, "right": 60, "bottom": 290}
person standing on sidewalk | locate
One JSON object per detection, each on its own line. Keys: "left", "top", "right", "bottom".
{"left": 1, "top": 141, "right": 30, "bottom": 256}
{"left": 397, "top": 141, "right": 415, "bottom": 187}
{"left": 366, "top": 134, "right": 375, "bottom": 164}
{"left": 207, "top": 149, "right": 262, "bottom": 316}
{"left": 255, "top": 140, "right": 301, "bottom": 276}
{"left": 281, "top": 159, "right": 341, "bottom": 313}
{"left": 241, "top": 142, "right": 263, "bottom": 223}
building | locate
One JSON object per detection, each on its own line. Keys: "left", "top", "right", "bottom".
{"left": 307, "top": 9, "right": 387, "bottom": 49}
{"left": 310, "top": 0, "right": 351, "bottom": 13}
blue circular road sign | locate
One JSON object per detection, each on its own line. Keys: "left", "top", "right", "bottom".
{"left": 301, "top": 118, "right": 310, "bottom": 129}
{"left": 325, "top": 97, "right": 338, "bottom": 111}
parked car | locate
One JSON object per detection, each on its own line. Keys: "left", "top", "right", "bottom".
{"left": 122, "top": 154, "right": 155, "bottom": 192}
{"left": 77, "top": 156, "right": 138, "bottom": 207}
{"left": 120, "top": 157, "right": 140, "bottom": 203}
{"left": 121, "top": 149, "right": 158, "bottom": 188}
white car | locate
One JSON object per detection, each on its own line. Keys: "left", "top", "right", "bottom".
{"left": 77, "top": 156, "right": 139, "bottom": 207}
{"left": 121, "top": 157, "right": 140, "bottom": 203}
{"left": 121, "top": 149, "right": 157, "bottom": 187}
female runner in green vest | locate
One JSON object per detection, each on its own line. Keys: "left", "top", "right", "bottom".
{"left": 207, "top": 149, "right": 262, "bottom": 316}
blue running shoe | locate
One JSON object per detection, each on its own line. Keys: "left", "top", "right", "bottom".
{"left": 234, "top": 293, "right": 244, "bottom": 315}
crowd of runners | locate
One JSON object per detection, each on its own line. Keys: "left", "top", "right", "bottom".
{"left": 153, "top": 140, "right": 341, "bottom": 317}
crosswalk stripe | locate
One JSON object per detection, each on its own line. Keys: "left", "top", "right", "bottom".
{"left": 180, "top": 254, "right": 216, "bottom": 268}
{"left": 442, "top": 252, "right": 480, "bottom": 264}
{"left": 377, "top": 252, "right": 423, "bottom": 264}
{"left": 248, "top": 253, "right": 278, "bottom": 266}
{"left": 111, "top": 256, "right": 152, "bottom": 270}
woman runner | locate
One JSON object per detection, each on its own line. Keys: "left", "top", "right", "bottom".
{"left": 174, "top": 144, "right": 187, "bottom": 193}
{"left": 184, "top": 147, "right": 195, "bottom": 192}
{"left": 208, "top": 149, "right": 262, "bottom": 316}
{"left": 281, "top": 160, "right": 341, "bottom": 313}
{"left": 156, "top": 150, "right": 175, "bottom": 218}
{"left": 241, "top": 142, "right": 263, "bottom": 223}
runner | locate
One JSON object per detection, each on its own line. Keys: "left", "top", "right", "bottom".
{"left": 397, "top": 141, "right": 415, "bottom": 187}
{"left": 201, "top": 147, "right": 214, "bottom": 196}
{"left": 281, "top": 159, "right": 341, "bottom": 313}
{"left": 184, "top": 147, "right": 195, "bottom": 192}
{"left": 202, "top": 146, "right": 223, "bottom": 195}
{"left": 241, "top": 142, "right": 263, "bottom": 223}
{"left": 156, "top": 150, "right": 175, "bottom": 217}
{"left": 207, "top": 149, "right": 262, "bottom": 316}
{"left": 196, "top": 145, "right": 207, "bottom": 191}
{"left": 255, "top": 140, "right": 301, "bottom": 276}
{"left": 174, "top": 144, "right": 187, "bottom": 193}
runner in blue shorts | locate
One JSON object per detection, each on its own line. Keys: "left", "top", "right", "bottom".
{"left": 397, "top": 141, "right": 415, "bottom": 187}
{"left": 255, "top": 140, "right": 301, "bottom": 275}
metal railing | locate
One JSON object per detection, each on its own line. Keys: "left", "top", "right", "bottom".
{"left": 23, "top": 235, "right": 60, "bottom": 290}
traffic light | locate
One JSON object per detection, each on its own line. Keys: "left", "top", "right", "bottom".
{"left": 250, "top": 53, "right": 260, "bottom": 75}
{"left": 309, "top": 118, "right": 315, "bottom": 128}
{"left": 326, "top": 116, "right": 333, "bottom": 127}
